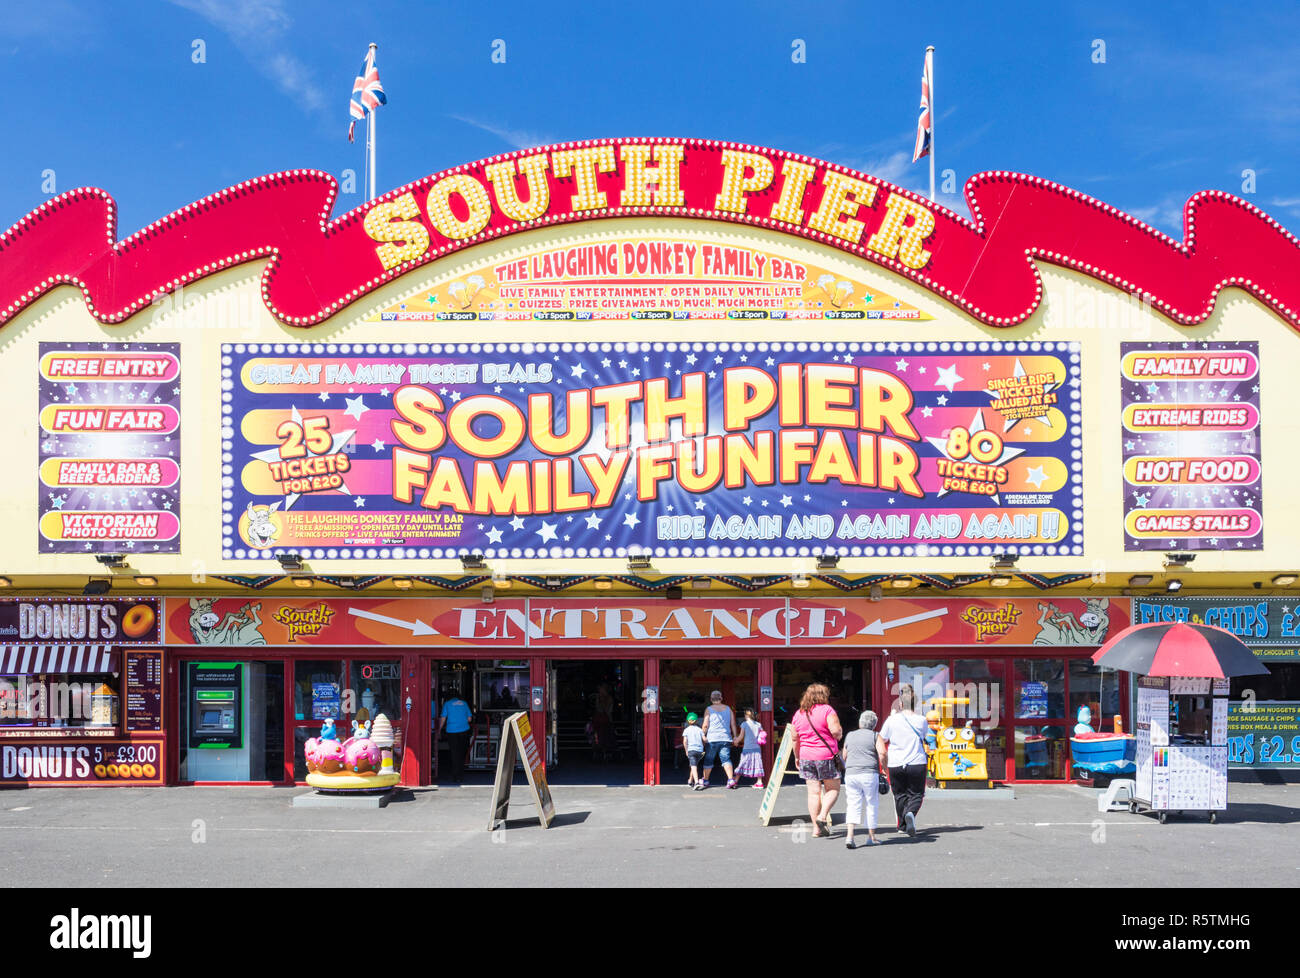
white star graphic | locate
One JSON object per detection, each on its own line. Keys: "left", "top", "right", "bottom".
{"left": 1024, "top": 465, "right": 1049, "bottom": 490}
{"left": 536, "top": 520, "right": 558, "bottom": 543}
{"left": 344, "top": 395, "right": 369, "bottom": 420}
{"left": 486, "top": 526, "right": 504, "bottom": 544}
{"left": 371, "top": 438, "right": 386, "bottom": 453}
{"left": 935, "top": 364, "right": 963, "bottom": 392}
{"left": 585, "top": 513, "right": 603, "bottom": 529}
{"left": 509, "top": 516, "right": 525, "bottom": 531}
{"left": 623, "top": 512, "right": 641, "bottom": 529}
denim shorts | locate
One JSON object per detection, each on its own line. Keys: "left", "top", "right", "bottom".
{"left": 687, "top": 751, "right": 703, "bottom": 767}
{"left": 703, "top": 741, "right": 732, "bottom": 767}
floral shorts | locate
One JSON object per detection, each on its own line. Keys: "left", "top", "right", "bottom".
{"left": 799, "top": 757, "right": 841, "bottom": 782}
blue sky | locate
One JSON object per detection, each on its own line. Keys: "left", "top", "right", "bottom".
{"left": 3, "top": 0, "right": 1298, "bottom": 237}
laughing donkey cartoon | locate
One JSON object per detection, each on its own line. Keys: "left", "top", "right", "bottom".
{"left": 188, "top": 599, "right": 267, "bottom": 646}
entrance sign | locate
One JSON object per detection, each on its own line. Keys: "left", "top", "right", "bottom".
{"left": 487, "top": 711, "right": 555, "bottom": 830}
{"left": 223, "top": 340, "right": 1082, "bottom": 559}
{"left": 758, "top": 723, "right": 799, "bottom": 826}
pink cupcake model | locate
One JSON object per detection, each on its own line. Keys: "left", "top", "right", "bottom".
{"left": 343, "top": 720, "right": 381, "bottom": 774}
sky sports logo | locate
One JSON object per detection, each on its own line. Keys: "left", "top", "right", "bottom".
{"left": 49, "top": 909, "right": 151, "bottom": 958}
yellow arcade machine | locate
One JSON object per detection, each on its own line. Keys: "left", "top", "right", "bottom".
{"left": 926, "top": 697, "right": 992, "bottom": 788}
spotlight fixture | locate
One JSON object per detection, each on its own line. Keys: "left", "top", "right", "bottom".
{"left": 665, "top": 585, "right": 683, "bottom": 600}
{"left": 481, "top": 585, "right": 495, "bottom": 604}
{"left": 690, "top": 577, "right": 711, "bottom": 589}
{"left": 392, "top": 577, "right": 413, "bottom": 590}
{"left": 1163, "top": 553, "right": 1195, "bottom": 568}
{"left": 277, "top": 553, "right": 304, "bottom": 572}
{"left": 460, "top": 553, "right": 487, "bottom": 572}
{"left": 791, "top": 574, "right": 810, "bottom": 589}
{"left": 492, "top": 574, "right": 512, "bottom": 589}
{"left": 545, "top": 577, "right": 563, "bottom": 588}
{"left": 989, "top": 575, "right": 1013, "bottom": 587}
{"left": 1272, "top": 574, "right": 1297, "bottom": 587}
{"left": 1166, "top": 579, "right": 1184, "bottom": 593}
{"left": 816, "top": 553, "right": 840, "bottom": 572}
{"left": 869, "top": 584, "right": 882, "bottom": 602}
{"left": 82, "top": 579, "right": 111, "bottom": 596}
{"left": 627, "top": 553, "right": 652, "bottom": 571}
{"left": 95, "top": 554, "right": 127, "bottom": 569}
{"left": 292, "top": 576, "right": 313, "bottom": 588}
{"left": 891, "top": 576, "right": 913, "bottom": 589}
{"left": 593, "top": 577, "right": 614, "bottom": 590}
{"left": 991, "top": 552, "right": 1018, "bottom": 572}
{"left": 132, "top": 576, "right": 158, "bottom": 587}
{"left": 1128, "top": 574, "right": 1154, "bottom": 587}
{"left": 0, "top": 577, "right": 12, "bottom": 588}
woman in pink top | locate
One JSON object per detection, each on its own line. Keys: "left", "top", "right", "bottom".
{"left": 790, "top": 683, "right": 843, "bottom": 838}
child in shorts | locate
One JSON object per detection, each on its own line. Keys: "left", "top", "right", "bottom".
{"left": 682, "top": 713, "right": 705, "bottom": 789}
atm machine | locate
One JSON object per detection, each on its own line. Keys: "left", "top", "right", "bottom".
{"left": 184, "top": 663, "right": 245, "bottom": 780}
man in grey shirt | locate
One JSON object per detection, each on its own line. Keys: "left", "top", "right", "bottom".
{"left": 841, "top": 710, "right": 882, "bottom": 848}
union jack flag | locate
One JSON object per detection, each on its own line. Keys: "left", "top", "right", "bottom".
{"left": 348, "top": 47, "right": 386, "bottom": 143}
{"left": 912, "top": 48, "right": 933, "bottom": 163}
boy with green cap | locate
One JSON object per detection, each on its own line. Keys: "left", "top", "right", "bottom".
{"left": 682, "top": 713, "right": 705, "bottom": 790}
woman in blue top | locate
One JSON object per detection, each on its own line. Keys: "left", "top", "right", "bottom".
{"left": 438, "top": 688, "right": 474, "bottom": 783}
{"left": 700, "top": 690, "right": 739, "bottom": 788}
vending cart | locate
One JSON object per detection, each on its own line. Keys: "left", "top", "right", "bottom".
{"left": 1132, "top": 675, "right": 1229, "bottom": 823}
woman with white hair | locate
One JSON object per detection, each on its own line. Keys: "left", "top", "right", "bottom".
{"left": 841, "top": 709, "right": 882, "bottom": 848}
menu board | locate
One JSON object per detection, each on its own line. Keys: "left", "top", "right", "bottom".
{"left": 124, "top": 649, "right": 163, "bottom": 733}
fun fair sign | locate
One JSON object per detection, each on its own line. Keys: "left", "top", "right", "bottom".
{"left": 2, "top": 139, "right": 1300, "bottom": 331}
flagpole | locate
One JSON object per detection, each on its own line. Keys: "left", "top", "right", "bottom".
{"left": 366, "top": 42, "right": 378, "bottom": 202}
{"left": 927, "top": 45, "right": 935, "bottom": 202}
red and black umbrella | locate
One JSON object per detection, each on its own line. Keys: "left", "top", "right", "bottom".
{"left": 1092, "top": 622, "right": 1270, "bottom": 678}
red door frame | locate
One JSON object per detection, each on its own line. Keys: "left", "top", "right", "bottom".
{"left": 881, "top": 647, "right": 1126, "bottom": 783}
{"left": 169, "top": 649, "right": 419, "bottom": 786}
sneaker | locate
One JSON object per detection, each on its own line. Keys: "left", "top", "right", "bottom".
{"left": 695, "top": 782, "right": 705, "bottom": 790}
{"left": 904, "top": 812, "right": 916, "bottom": 837}
{"left": 726, "top": 779, "right": 737, "bottom": 789}
{"left": 754, "top": 780, "right": 764, "bottom": 789}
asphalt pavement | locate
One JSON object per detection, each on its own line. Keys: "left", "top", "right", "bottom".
{"left": 1, "top": 779, "right": 1296, "bottom": 887}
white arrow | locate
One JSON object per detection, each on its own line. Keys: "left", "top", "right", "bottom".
{"left": 349, "top": 607, "right": 438, "bottom": 636}
{"left": 857, "top": 606, "right": 949, "bottom": 637}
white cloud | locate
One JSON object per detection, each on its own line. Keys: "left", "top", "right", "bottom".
{"left": 449, "top": 114, "right": 552, "bottom": 151}
{"left": 167, "top": 0, "right": 326, "bottom": 117}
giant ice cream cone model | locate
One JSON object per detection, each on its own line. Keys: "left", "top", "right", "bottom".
{"left": 304, "top": 717, "right": 399, "bottom": 792}
{"left": 370, "top": 712, "right": 396, "bottom": 776}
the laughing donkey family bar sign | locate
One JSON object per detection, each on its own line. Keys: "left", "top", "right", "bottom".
{"left": 1, "top": 138, "right": 1300, "bottom": 330}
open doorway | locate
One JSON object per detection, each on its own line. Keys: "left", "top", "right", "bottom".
{"left": 547, "top": 659, "right": 643, "bottom": 785}
{"left": 658, "top": 658, "right": 757, "bottom": 785}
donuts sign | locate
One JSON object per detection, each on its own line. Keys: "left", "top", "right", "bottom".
{"left": 0, "top": 597, "right": 161, "bottom": 645}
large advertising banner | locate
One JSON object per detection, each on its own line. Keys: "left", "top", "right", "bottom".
{"left": 1120, "top": 341, "right": 1261, "bottom": 551}
{"left": 38, "top": 342, "right": 181, "bottom": 553}
{"left": 368, "top": 234, "right": 931, "bottom": 324}
{"left": 223, "top": 340, "right": 1082, "bottom": 559}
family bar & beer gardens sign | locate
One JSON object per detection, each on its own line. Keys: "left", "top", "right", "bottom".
{"left": 2, "top": 138, "right": 1300, "bottom": 333}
